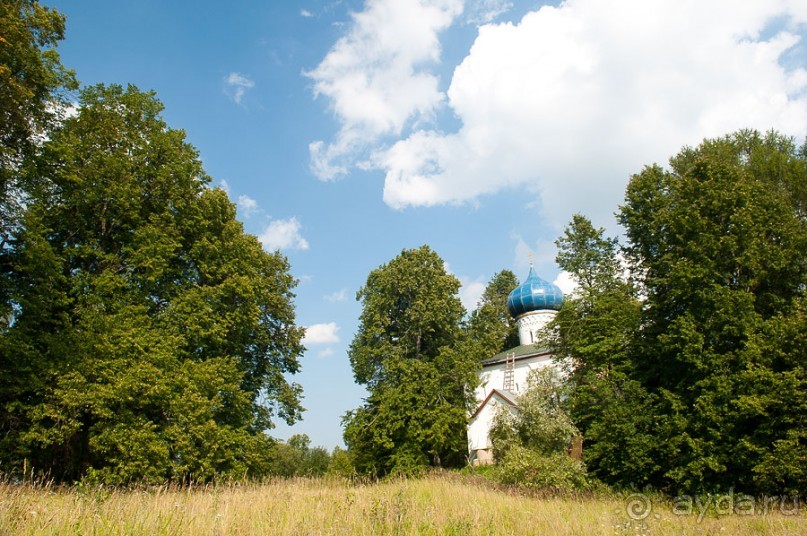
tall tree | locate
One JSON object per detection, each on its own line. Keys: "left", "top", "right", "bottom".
{"left": 555, "top": 130, "right": 806, "bottom": 494}
{"left": 546, "top": 215, "right": 649, "bottom": 485}
{"left": 0, "top": 85, "right": 304, "bottom": 483}
{"left": 617, "top": 130, "right": 806, "bottom": 494}
{"left": 0, "top": 0, "right": 77, "bottom": 337}
{"left": 343, "top": 246, "right": 476, "bottom": 473}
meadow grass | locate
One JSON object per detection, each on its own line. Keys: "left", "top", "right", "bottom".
{"left": 0, "top": 474, "right": 803, "bottom": 535}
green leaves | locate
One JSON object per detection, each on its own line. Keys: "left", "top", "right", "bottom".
{"left": 0, "top": 84, "right": 304, "bottom": 483}
{"left": 464, "top": 270, "right": 520, "bottom": 358}
{"left": 558, "top": 130, "right": 806, "bottom": 494}
{"left": 344, "top": 246, "right": 475, "bottom": 474}
{"left": 489, "top": 368, "right": 588, "bottom": 490}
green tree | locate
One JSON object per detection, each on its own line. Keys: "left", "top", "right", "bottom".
{"left": 464, "top": 270, "right": 520, "bottom": 358}
{"left": 0, "top": 0, "right": 77, "bottom": 244}
{"left": 327, "top": 446, "right": 355, "bottom": 477}
{"left": 343, "top": 246, "right": 476, "bottom": 474}
{"left": 617, "top": 130, "right": 807, "bottom": 494}
{"left": 267, "top": 434, "right": 331, "bottom": 477}
{"left": 555, "top": 130, "right": 806, "bottom": 494}
{"left": 543, "top": 215, "right": 653, "bottom": 485}
{"left": 489, "top": 368, "right": 587, "bottom": 490}
{"left": 0, "top": 84, "right": 304, "bottom": 483}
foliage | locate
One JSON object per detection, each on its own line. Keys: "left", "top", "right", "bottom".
{"left": 0, "top": 0, "right": 77, "bottom": 247}
{"left": 327, "top": 446, "right": 356, "bottom": 477}
{"left": 0, "top": 85, "right": 304, "bottom": 483}
{"left": 267, "top": 435, "right": 333, "bottom": 477}
{"left": 489, "top": 368, "right": 587, "bottom": 490}
{"left": 553, "top": 130, "right": 807, "bottom": 494}
{"left": 343, "top": 246, "right": 476, "bottom": 474}
{"left": 493, "top": 447, "right": 588, "bottom": 490}
{"left": 544, "top": 214, "right": 650, "bottom": 485}
{"left": 490, "top": 368, "right": 577, "bottom": 457}
{"left": 464, "top": 270, "right": 520, "bottom": 358}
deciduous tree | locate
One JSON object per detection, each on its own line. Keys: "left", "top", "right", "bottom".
{"left": 618, "top": 130, "right": 806, "bottom": 494}
{"left": 0, "top": 85, "right": 304, "bottom": 483}
{"left": 0, "top": 0, "right": 76, "bottom": 244}
{"left": 343, "top": 246, "right": 475, "bottom": 474}
{"left": 464, "top": 270, "right": 520, "bottom": 358}
{"left": 554, "top": 130, "right": 806, "bottom": 494}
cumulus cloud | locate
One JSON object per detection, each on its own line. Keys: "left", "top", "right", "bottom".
{"left": 303, "top": 322, "right": 341, "bottom": 345}
{"left": 258, "top": 217, "right": 310, "bottom": 251}
{"left": 458, "top": 275, "right": 486, "bottom": 311}
{"left": 237, "top": 194, "right": 259, "bottom": 217}
{"left": 324, "top": 288, "right": 349, "bottom": 302}
{"left": 224, "top": 72, "right": 255, "bottom": 104}
{"left": 313, "top": 0, "right": 807, "bottom": 227}
{"left": 307, "top": 0, "right": 464, "bottom": 180}
{"left": 553, "top": 271, "right": 578, "bottom": 297}
{"left": 301, "top": 9, "right": 313, "bottom": 17}
{"left": 465, "top": 0, "right": 512, "bottom": 25}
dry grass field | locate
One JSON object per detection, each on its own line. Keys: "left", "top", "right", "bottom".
{"left": 0, "top": 474, "right": 803, "bottom": 535}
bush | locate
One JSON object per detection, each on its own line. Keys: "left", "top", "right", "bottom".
{"left": 266, "top": 434, "right": 333, "bottom": 477}
{"left": 494, "top": 446, "right": 588, "bottom": 490}
{"left": 327, "top": 446, "right": 355, "bottom": 477}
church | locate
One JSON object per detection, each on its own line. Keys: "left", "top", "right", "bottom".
{"left": 467, "top": 263, "right": 565, "bottom": 465}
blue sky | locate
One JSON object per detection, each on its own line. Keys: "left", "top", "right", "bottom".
{"left": 50, "top": 0, "right": 807, "bottom": 449}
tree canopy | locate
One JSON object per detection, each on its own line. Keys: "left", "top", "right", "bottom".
{"left": 551, "top": 130, "right": 806, "bottom": 494}
{"left": 344, "top": 246, "right": 476, "bottom": 474}
{"left": 464, "top": 270, "right": 520, "bottom": 358}
{"left": 0, "top": 84, "right": 305, "bottom": 483}
{"left": 0, "top": 0, "right": 77, "bottom": 245}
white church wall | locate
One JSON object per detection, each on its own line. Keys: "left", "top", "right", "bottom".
{"left": 475, "top": 354, "right": 555, "bottom": 402}
{"left": 468, "top": 397, "right": 501, "bottom": 452}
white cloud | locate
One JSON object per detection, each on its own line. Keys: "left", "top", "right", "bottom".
{"left": 218, "top": 179, "right": 231, "bottom": 194}
{"left": 553, "top": 271, "right": 578, "bottom": 297}
{"left": 307, "top": 0, "right": 464, "bottom": 180}
{"left": 324, "top": 288, "right": 349, "bottom": 302}
{"left": 237, "top": 194, "right": 259, "bottom": 217}
{"left": 258, "top": 217, "right": 310, "bottom": 251}
{"left": 318, "top": 347, "right": 335, "bottom": 358}
{"left": 458, "top": 275, "right": 486, "bottom": 311}
{"left": 301, "top": 9, "right": 313, "bottom": 18}
{"left": 303, "top": 322, "right": 340, "bottom": 345}
{"left": 465, "top": 0, "right": 512, "bottom": 25}
{"left": 314, "top": 0, "right": 807, "bottom": 227}
{"left": 224, "top": 72, "right": 255, "bottom": 104}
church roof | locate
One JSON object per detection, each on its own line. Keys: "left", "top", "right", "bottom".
{"left": 470, "top": 388, "right": 519, "bottom": 419}
{"left": 481, "top": 344, "right": 551, "bottom": 367}
{"left": 505, "top": 265, "right": 564, "bottom": 317}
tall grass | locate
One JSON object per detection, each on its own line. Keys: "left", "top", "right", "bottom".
{"left": 0, "top": 474, "right": 802, "bottom": 535}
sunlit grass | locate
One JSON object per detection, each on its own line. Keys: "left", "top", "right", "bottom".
{"left": 0, "top": 474, "right": 803, "bottom": 535}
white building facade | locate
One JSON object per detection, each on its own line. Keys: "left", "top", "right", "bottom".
{"left": 467, "top": 264, "right": 565, "bottom": 464}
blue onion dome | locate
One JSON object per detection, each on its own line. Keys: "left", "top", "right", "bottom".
{"left": 506, "top": 264, "right": 565, "bottom": 317}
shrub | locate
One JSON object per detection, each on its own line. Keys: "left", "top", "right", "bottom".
{"left": 494, "top": 446, "right": 588, "bottom": 490}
